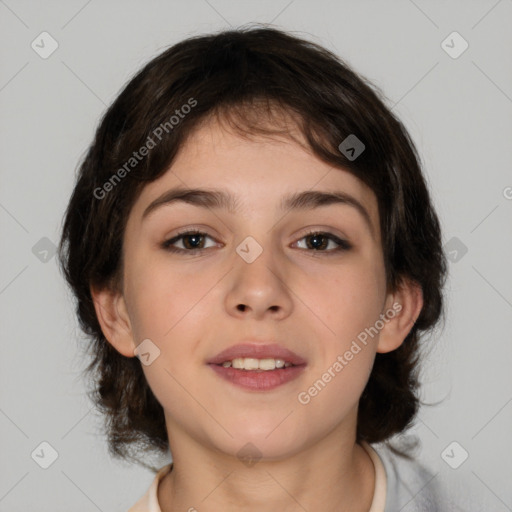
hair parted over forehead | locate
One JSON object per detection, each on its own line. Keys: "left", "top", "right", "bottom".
{"left": 58, "top": 25, "right": 447, "bottom": 469}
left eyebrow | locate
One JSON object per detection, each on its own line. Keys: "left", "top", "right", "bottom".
{"left": 141, "top": 187, "right": 374, "bottom": 236}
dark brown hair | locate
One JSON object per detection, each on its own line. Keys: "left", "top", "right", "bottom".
{"left": 58, "top": 25, "right": 447, "bottom": 469}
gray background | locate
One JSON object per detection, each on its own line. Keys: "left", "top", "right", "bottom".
{"left": 1, "top": 0, "right": 511, "bottom": 510}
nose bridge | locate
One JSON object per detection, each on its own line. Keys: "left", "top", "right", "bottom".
{"left": 234, "top": 233, "right": 280, "bottom": 289}
{"left": 226, "top": 233, "right": 292, "bottom": 318}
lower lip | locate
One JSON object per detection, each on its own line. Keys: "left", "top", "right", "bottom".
{"left": 208, "top": 364, "right": 306, "bottom": 391}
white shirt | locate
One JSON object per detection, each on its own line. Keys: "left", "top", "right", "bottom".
{"left": 128, "top": 441, "right": 442, "bottom": 511}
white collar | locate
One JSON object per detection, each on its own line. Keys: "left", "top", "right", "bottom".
{"left": 128, "top": 441, "right": 387, "bottom": 511}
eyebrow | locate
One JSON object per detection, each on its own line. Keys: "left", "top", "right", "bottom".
{"left": 142, "top": 187, "right": 374, "bottom": 235}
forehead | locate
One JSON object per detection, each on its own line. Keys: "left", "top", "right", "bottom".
{"left": 130, "top": 116, "right": 380, "bottom": 233}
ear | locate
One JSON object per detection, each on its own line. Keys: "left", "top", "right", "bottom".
{"left": 377, "top": 278, "right": 423, "bottom": 354}
{"left": 90, "top": 283, "right": 136, "bottom": 358}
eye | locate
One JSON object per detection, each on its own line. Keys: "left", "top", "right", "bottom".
{"left": 162, "top": 230, "right": 218, "bottom": 253}
{"left": 294, "top": 231, "right": 352, "bottom": 253}
{"left": 161, "top": 229, "right": 351, "bottom": 255}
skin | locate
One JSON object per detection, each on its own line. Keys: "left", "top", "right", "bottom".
{"left": 92, "top": 113, "right": 423, "bottom": 512}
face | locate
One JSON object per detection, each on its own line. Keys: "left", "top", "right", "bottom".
{"left": 106, "top": 116, "right": 400, "bottom": 461}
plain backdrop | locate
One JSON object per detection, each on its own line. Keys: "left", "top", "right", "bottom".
{"left": 1, "top": 0, "right": 511, "bottom": 510}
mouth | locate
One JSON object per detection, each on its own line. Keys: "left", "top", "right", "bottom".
{"left": 207, "top": 343, "right": 307, "bottom": 391}
{"left": 215, "top": 357, "right": 296, "bottom": 370}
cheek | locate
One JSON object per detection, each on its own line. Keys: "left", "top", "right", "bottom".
{"left": 296, "top": 265, "right": 383, "bottom": 415}
{"left": 126, "top": 260, "right": 216, "bottom": 414}
{"left": 302, "top": 259, "right": 386, "bottom": 344}
{"left": 296, "top": 348, "right": 375, "bottom": 430}
{"left": 124, "top": 253, "right": 220, "bottom": 342}
{"left": 295, "top": 257, "right": 385, "bottom": 408}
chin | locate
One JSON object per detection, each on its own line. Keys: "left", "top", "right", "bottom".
{"left": 226, "top": 421, "right": 305, "bottom": 456}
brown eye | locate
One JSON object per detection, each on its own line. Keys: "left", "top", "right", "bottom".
{"left": 181, "top": 233, "right": 206, "bottom": 249}
{"left": 295, "top": 231, "right": 352, "bottom": 253}
{"left": 162, "top": 231, "right": 217, "bottom": 253}
{"left": 305, "top": 233, "right": 329, "bottom": 250}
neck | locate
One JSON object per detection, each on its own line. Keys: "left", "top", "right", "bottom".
{"left": 157, "top": 426, "right": 375, "bottom": 512}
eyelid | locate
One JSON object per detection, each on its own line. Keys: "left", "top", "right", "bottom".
{"left": 164, "top": 225, "right": 221, "bottom": 241}
{"left": 294, "top": 226, "right": 349, "bottom": 242}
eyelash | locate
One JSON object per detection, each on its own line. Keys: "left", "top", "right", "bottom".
{"left": 161, "top": 229, "right": 352, "bottom": 256}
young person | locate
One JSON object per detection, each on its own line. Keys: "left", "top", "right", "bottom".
{"left": 59, "top": 26, "right": 447, "bottom": 511}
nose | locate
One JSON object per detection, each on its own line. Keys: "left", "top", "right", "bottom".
{"left": 225, "top": 243, "right": 294, "bottom": 321}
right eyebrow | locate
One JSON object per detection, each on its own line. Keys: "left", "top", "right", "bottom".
{"left": 142, "top": 188, "right": 241, "bottom": 219}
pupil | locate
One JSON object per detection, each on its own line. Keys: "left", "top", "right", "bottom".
{"left": 308, "top": 234, "right": 326, "bottom": 250}
{"left": 184, "top": 234, "right": 203, "bottom": 249}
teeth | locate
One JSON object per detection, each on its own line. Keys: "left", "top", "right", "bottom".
{"left": 222, "top": 358, "right": 292, "bottom": 370}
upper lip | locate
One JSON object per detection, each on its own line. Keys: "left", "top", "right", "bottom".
{"left": 207, "top": 343, "right": 307, "bottom": 366}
